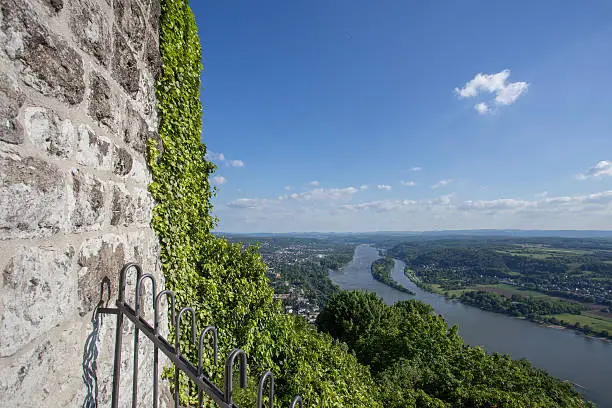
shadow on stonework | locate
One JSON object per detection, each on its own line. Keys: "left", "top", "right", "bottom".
{"left": 82, "top": 277, "right": 111, "bottom": 408}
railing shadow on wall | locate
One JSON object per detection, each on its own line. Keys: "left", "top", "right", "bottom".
{"left": 82, "top": 278, "right": 112, "bottom": 408}
{"left": 96, "top": 263, "right": 304, "bottom": 408}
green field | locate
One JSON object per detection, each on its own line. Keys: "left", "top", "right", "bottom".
{"left": 545, "top": 313, "right": 612, "bottom": 335}
{"left": 474, "top": 283, "right": 550, "bottom": 298}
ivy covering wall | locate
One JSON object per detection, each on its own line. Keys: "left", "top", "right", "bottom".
{"left": 151, "top": 0, "right": 381, "bottom": 406}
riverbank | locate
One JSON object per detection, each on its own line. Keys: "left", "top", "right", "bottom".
{"left": 330, "top": 245, "right": 612, "bottom": 406}
{"left": 371, "top": 257, "right": 415, "bottom": 294}
{"left": 402, "top": 265, "right": 612, "bottom": 342}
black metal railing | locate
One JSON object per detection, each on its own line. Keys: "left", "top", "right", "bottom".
{"left": 98, "top": 263, "right": 304, "bottom": 408}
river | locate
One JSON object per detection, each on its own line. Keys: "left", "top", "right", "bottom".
{"left": 329, "top": 244, "right": 612, "bottom": 407}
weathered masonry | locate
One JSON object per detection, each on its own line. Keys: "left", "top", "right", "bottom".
{"left": 0, "top": 0, "right": 165, "bottom": 406}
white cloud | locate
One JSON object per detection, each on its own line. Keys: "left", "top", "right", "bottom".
{"left": 474, "top": 102, "right": 490, "bottom": 114}
{"left": 534, "top": 191, "right": 548, "bottom": 198}
{"left": 576, "top": 160, "right": 612, "bottom": 180}
{"left": 283, "top": 187, "right": 359, "bottom": 201}
{"left": 309, "top": 180, "right": 320, "bottom": 187}
{"left": 360, "top": 185, "right": 369, "bottom": 190}
{"left": 495, "top": 81, "right": 529, "bottom": 105}
{"left": 377, "top": 184, "right": 392, "bottom": 191}
{"left": 218, "top": 188, "right": 612, "bottom": 232}
{"left": 205, "top": 151, "right": 245, "bottom": 168}
{"left": 342, "top": 200, "right": 417, "bottom": 213}
{"left": 429, "top": 194, "right": 453, "bottom": 206}
{"left": 432, "top": 179, "right": 453, "bottom": 189}
{"left": 205, "top": 151, "right": 225, "bottom": 161}
{"left": 460, "top": 191, "right": 612, "bottom": 212}
{"left": 410, "top": 167, "right": 422, "bottom": 172}
{"left": 460, "top": 198, "right": 530, "bottom": 211}
{"left": 227, "top": 198, "right": 270, "bottom": 209}
{"left": 285, "top": 186, "right": 292, "bottom": 191}
{"left": 455, "top": 69, "right": 528, "bottom": 113}
{"left": 212, "top": 175, "right": 227, "bottom": 185}
{"left": 401, "top": 180, "right": 416, "bottom": 186}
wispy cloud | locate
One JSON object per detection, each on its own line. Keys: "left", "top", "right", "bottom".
{"left": 432, "top": 179, "right": 453, "bottom": 189}
{"left": 309, "top": 180, "right": 320, "bottom": 187}
{"left": 212, "top": 175, "right": 227, "bottom": 185}
{"left": 360, "top": 185, "right": 369, "bottom": 190}
{"left": 281, "top": 186, "right": 359, "bottom": 201}
{"left": 410, "top": 167, "right": 422, "bottom": 172}
{"left": 206, "top": 151, "right": 246, "bottom": 168}
{"left": 227, "top": 198, "right": 271, "bottom": 208}
{"left": 576, "top": 160, "right": 612, "bottom": 180}
{"left": 474, "top": 102, "right": 490, "bottom": 115}
{"left": 377, "top": 184, "right": 392, "bottom": 191}
{"left": 456, "top": 69, "right": 528, "bottom": 114}
{"left": 341, "top": 200, "right": 418, "bottom": 212}
{"left": 460, "top": 191, "right": 612, "bottom": 212}
{"left": 401, "top": 180, "right": 416, "bottom": 186}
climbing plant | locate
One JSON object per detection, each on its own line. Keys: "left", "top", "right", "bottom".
{"left": 150, "top": 0, "right": 381, "bottom": 406}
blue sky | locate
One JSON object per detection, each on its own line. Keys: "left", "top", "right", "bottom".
{"left": 191, "top": 1, "right": 612, "bottom": 232}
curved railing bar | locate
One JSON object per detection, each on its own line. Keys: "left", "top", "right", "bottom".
{"left": 174, "top": 307, "right": 197, "bottom": 408}
{"left": 118, "top": 262, "right": 143, "bottom": 306}
{"left": 175, "top": 307, "right": 197, "bottom": 353}
{"left": 197, "top": 326, "right": 218, "bottom": 408}
{"left": 289, "top": 395, "right": 303, "bottom": 408}
{"left": 135, "top": 274, "right": 156, "bottom": 318}
{"left": 154, "top": 290, "right": 176, "bottom": 333}
{"left": 256, "top": 371, "right": 274, "bottom": 408}
{"left": 224, "top": 348, "right": 248, "bottom": 404}
{"left": 198, "top": 326, "right": 218, "bottom": 372}
{"left": 152, "top": 289, "right": 175, "bottom": 408}
{"left": 133, "top": 274, "right": 157, "bottom": 404}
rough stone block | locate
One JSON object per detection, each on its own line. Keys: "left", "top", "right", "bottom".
{"left": 75, "top": 124, "right": 112, "bottom": 170}
{"left": 112, "top": 146, "right": 133, "bottom": 176}
{"left": 0, "top": 245, "right": 76, "bottom": 357}
{"left": 0, "top": 151, "right": 66, "bottom": 239}
{"left": 126, "top": 157, "right": 151, "bottom": 184}
{"left": 137, "top": 72, "right": 157, "bottom": 118}
{"left": 0, "top": 72, "right": 25, "bottom": 144}
{"left": 0, "top": 317, "right": 117, "bottom": 408}
{"left": 34, "top": 0, "right": 64, "bottom": 13}
{"left": 69, "top": 168, "right": 105, "bottom": 231}
{"left": 112, "top": 27, "right": 140, "bottom": 96}
{"left": 114, "top": 0, "right": 146, "bottom": 53}
{"left": 69, "top": 0, "right": 111, "bottom": 67}
{"left": 121, "top": 102, "right": 149, "bottom": 154}
{"left": 77, "top": 234, "right": 126, "bottom": 315}
{"left": 110, "top": 184, "right": 152, "bottom": 227}
{"left": 88, "top": 72, "right": 114, "bottom": 127}
{"left": 148, "top": 0, "right": 161, "bottom": 32}
{"left": 0, "top": 0, "right": 85, "bottom": 104}
{"left": 145, "top": 35, "right": 161, "bottom": 80}
{"left": 24, "top": 107, "right": 76, "bottom": 158}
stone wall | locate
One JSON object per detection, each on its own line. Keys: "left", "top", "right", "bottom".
{"left": 0, "top": 0, "right": 167, "bottom": 406}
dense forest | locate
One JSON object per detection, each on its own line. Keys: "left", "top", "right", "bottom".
{"left": 317, "top": 291, "right": 594, "bottom": 407}
{"left": 459, "top": 291, "right": 587, "bottom": 317}
{"left": 371, "top": 257, "right": 415, "bottom": 294}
